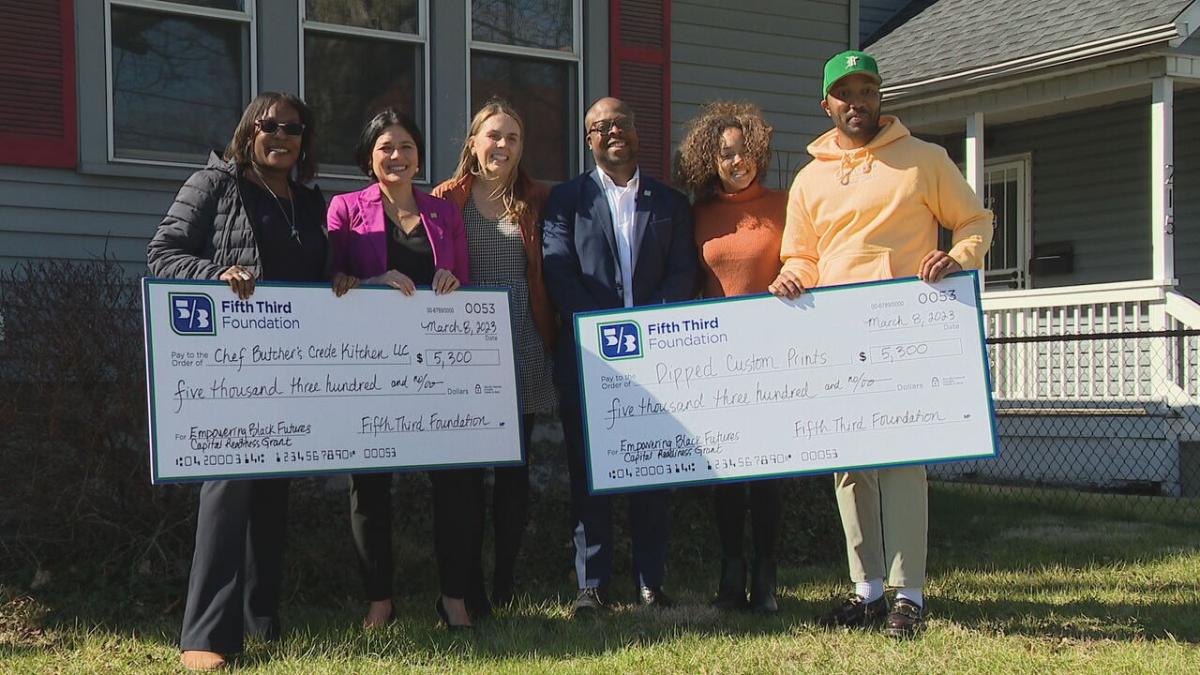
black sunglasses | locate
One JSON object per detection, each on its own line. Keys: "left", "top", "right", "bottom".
{"left": 256, "top": 119, "right": 306, "bottom": 136}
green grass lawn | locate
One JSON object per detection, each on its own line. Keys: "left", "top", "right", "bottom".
{"left": 3, "top": 485, "right": 1198, "bottom": 673}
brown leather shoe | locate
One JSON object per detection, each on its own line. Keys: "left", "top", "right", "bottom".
{"left": 884, "top": 598, "right": 925, "bottom": 639}
{"left": 180, "top": 650, "right": 227, "bottom": 671}
{"left": 815, "top": 595, "right": 888, "bottom": 628}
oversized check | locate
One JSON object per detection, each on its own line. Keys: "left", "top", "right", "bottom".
{"left": 575, "top": 271, "right": 997, "bottom": 494}
{"left": 142, "top": 279, "right": 523, "bottom": 483}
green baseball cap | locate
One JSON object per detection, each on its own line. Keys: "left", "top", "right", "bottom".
{"left": 822, "top": 50, "right": 882, "bottom": 96}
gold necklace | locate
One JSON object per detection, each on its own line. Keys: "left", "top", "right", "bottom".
{"left": 383, "top": 194, "right": 420, "bottom": 232}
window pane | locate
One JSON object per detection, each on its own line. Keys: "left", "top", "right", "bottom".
{"left": 306, "top": 0, "right": 419, "bottom": 34}
{"left": 472, "top": 0, "right": 573, "bottom": 51}
{"left": 165, "top": 0, "right": 243, "bottom": 10}
{"left": 472, "top": 52, "right": 574, "bottom": 181}
{"left": 305, "top": 33, "right": 423, "bottom": 175}
{"left": 111, "top": 7, "right": 247, "bottom": 161}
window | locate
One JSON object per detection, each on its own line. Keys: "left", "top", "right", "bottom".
{"left": 302, "top": 0, "right": 426, "bottom": 178}
{"left": 983, "top": 156, "right": 1031, "bottom": 291}
{"left": 469, "top": 0, "right": 581, "bottom": 181}
{"left": 107, "top": 0, "right": 254, "bottom": 164}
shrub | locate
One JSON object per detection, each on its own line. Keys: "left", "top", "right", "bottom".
{"left": 0, "top": 257, "right": 196, "bottom": 583}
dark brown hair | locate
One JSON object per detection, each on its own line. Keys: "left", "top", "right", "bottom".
{"left": 355, "top": 108, "right": 425, "bottom": 181}
{"left": 674, "top": 100, "right": 773, "bottom": 202}
{"left": 223, "top": 92, "right": 318, "bottom": 183}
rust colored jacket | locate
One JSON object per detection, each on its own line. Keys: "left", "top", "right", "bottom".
{"left": 432, "top": 173, "right": 555, "bottom": 349}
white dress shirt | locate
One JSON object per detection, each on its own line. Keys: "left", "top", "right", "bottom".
{"left": 593, "top": 167, "right": 640, "bottom": 308}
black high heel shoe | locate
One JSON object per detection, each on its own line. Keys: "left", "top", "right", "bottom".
{"left": 436, "top": 597, "right": 472, "bottom": 631}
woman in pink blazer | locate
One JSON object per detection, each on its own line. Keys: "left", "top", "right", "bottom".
{"left": 326, "top": 108, "right": 476, "bottom": 630}
{"left": 327, "top": 111, "right": 468, "bottom": 293}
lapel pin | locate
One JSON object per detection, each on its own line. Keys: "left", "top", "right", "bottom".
{"left": 430, "top": 212, "right": 438, "bottom": 219}
{"left": 643, "top": 190, "right": 651, "bottom": 197}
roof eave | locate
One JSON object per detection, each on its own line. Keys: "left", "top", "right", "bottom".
{"left": 880, "top": 24, "right": 1181, "bottom": 103}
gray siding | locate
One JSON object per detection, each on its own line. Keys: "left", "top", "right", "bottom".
{"left": 860, "top": 0, "right": 911, "bottom": 44}
{"left": 940, "top": 97, "right": 1166, "bottom": 289}
{"left": 1177, "top": 33, "right": 1200, "bottom": 56}
{"left": 671, "top": 0, "right": 850, "bottom": 191}
{"left": 0, "top": 166, "right": 176, "bottom": 270}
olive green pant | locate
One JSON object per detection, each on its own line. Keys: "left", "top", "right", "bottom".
{"left": 834, "top": 465, "right": 927, "bottom": 588}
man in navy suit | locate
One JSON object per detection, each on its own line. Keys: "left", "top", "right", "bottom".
{"left": 542, "top": 97, "right": 698, "bottom": 616}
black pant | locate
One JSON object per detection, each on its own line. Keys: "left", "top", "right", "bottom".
{"left": 484, "top": 413, "right": 535, "bottom": 593}
{"left": 349, "top": 472, "right": 394, "bottom": 601}
{"left": 434, "top": 414, "right": 535, "bottom": 603}
{"left": 420, "top": 468, "right": 534, "bottom": 606}
{"left": 489, "top": 460, "right": 529, "bottom": 591}
{"left": 713, "top": 479, "right": 781, "bottom": 560}
{"left": 351, "top": 469, "right": 489, "bottom": 602}
{"left": 179, "top": 478, "right": 289, "bottom": 654}
{"left": 351, "top": 415, "right": 534, "bottom": 603}
{"left": 430, "top": 468, "right": 485, "bottom": 599}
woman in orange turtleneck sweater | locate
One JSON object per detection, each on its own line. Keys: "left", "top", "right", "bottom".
{"left": 676, "top": 101, "right": 786, "bottom": 613}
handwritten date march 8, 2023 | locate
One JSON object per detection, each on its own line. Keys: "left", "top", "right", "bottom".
{"left": 142, "top": 280, "right": 523, "bottom": 483}
{"left": 573, "top": 271, "right": 998, "bottom": 495}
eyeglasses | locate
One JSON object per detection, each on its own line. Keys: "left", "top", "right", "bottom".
{"left": 256, "top": 119, "right": 306, "bottom": 136}
{"left": 587, "top": 116, "right": 633, "bottom": 136}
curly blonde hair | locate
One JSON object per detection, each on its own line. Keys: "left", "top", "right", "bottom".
{"left": 674, "top": 101, "right": 773, "bottom": 201}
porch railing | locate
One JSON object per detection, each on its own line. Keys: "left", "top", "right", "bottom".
{"left": 981, "top": 279, "right": 1200, "bottom": 402}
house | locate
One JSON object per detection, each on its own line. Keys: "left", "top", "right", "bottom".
{"left": 0, "top": 0, "right": 856, "bottom": 271}
{"left": 867, "top": 0, "right": 1200, "bottom": 496}
{"left": 14, "top": 1, "right": 1188, "bottom": 493}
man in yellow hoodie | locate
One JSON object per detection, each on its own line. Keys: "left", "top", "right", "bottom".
{"left": 769, "top": 50, "right": 992, "bottom": 638}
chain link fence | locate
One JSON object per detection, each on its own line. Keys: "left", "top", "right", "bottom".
{"left": 931, "top": 328, "right": 1200, "bottom": 519}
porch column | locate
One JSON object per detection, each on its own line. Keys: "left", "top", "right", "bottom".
{"left": 1151, "top": 77, "right": 1175, "bottom": 284}
{"left": 965, "top": 111, "right": 985, "bottom": 202}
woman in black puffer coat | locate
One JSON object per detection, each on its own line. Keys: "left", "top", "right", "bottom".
{"left": 147, "top": 91, "right": 328, "bottom": 672}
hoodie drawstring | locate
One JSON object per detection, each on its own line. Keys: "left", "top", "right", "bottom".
{"left": 836, "top": 148, "right": 875, "bottom": 185}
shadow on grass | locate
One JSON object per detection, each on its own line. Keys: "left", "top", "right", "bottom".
{"left": 8, "top": 481, "right": 1199, "bottom": 667}
{"left": 932, "top": 594, "right": 1200, "bottom": 643}
{"left": 226, "top": 590, "right": 837, "bottom": 667}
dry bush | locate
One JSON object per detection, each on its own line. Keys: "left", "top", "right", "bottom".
{"left": 0, "top": 258, "right": 197, "bottom": 583}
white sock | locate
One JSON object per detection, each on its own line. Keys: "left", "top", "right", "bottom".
{"left": 896, "top": 587, "right": 923, "bottom": 608}
{"left": 855, "top": 579, "right": 884, "bottom": 603}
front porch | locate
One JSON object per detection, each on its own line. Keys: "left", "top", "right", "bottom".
{"left": 891, "top": 52, "right": 1200, "bottom": 295}
{"left": 884, "top": 51, "right": 1200, "bottom": 496}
